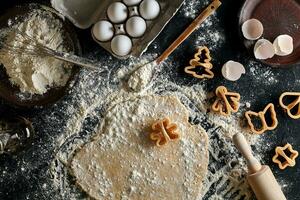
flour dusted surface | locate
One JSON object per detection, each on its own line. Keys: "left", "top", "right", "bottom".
{"left": 70, "top": 95, "right": 209, "bottom": 200}
{"left": 48, "top": 55, "right": 263, "bottom": 199}
{"left": 0, "top": 1, "right": 284, "bottom": 199}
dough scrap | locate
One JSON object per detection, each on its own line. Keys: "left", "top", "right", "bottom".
{"left": 70, "top": 95, "right": 209, "bottom": 200}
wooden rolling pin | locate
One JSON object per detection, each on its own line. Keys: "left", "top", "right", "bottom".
{"left": 233, "top": 133, "right": 286, "bottom": 200}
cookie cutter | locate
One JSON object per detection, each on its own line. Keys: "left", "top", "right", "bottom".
{"left": 184, "top": 46, "right": 214, "bottom": 79}
{"left": 245, "top": 103, "right": 278, "bottom": 134}
{"left": 150, "top": 117, "right": 180, "bottom": 147}
{"left": 211, "top": 86, "right": 241, "bottom": 116}
{"left": 272, "top": 143, "right": 299, "bottom": 170}
{"left": 279, "top": 92, "right": 300, "bottom": 119}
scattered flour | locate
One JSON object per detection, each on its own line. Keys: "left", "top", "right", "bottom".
{"left": 0, "top": 2, "right": 289, "bottom": 200}
{"left": 196, "top": 14, "right": 225, "bottom": 51}
{"left": 0, "top": 8, "right": 72, "bottom": 95}
{"left": 182, "top": 0, "right": 210, "bottom": 18}
{"left": 248, "top": 60, "right": 279, "bottom": 85}
{"left": 180, "top": 0, "right": 226, "bottom": 51}
{"left": 47, "top": 54, "right": 267, "bottom": 200}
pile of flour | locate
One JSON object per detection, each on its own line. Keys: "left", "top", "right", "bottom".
{"left": 0, "top": 8, "right": 72, "bottom": 95}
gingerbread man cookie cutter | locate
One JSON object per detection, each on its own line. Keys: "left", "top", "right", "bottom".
{"left": 272, "top": 143, "right": 299, "bottom": 170}
{"left": 245, "top": 103, "right": 278, "bottom": 134}
{"left": 184, "top": 46, "right": 214, "bottom": 79}
{"left": 211, "top": 86, "right": 241, "bottom": 116}
{"left": 150, "top": 118, "right": 180, "bottom": 147}
{"left": 279, "top": 92, "right": 300, "bottom": 119}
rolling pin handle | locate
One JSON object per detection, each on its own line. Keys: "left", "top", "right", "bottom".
{"left": 233, "top": 133, "right": 287, "bottom": 200}
{"left": 233, "top": 133, "right": 262, "bottom": 173}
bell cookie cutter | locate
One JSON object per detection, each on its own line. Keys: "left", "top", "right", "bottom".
{"left": 272, "top": 143, "right": 299, "bottom": 170}
{"left": 150, "top": 118, "right": 180, "bottom": 147}
{"left": 245, "top": 103, "right": 278, "bottom": 134}
{"left": 279, "top": 92, "right": 300, "bottom": 119}
{"left": 211, "top": 86, "right": 241, "bottom": 116}
{"left": 184, "top": 46, "right": 214, "bottom": 79}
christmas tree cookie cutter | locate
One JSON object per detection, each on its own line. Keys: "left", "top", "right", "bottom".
{"left": 211, "top": 86, "right": 241, "bottom": 116}
{"left": 184, "top": 46, "right": 214, "bottom": 79}
{"left": 245, "top": 103, "right": 278, "bottom": 134}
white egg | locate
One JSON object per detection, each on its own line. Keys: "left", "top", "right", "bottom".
{"left": 92, "top": 20, "right": 114, "bottom": 42}
{"left": 273, "top": 34, "right": 293, "bottom": 56}
{"left": 139, "top": 0, "right": 160, "bottom": 20}
{"left": 107, "top": 2, "right": 128, "bottom": 23}
{"left": 242, "top": 18, "right": 264, "bottom": 40}
{"left": 123, "top": 0, "right": 142, "bottom": 6}
{"left": 126, "top": 16, "right": 146, "bottom": 38}
{"left": 254, "top": 39, "right": 275, "bottom": 60}
{"left": 111, "top": 35, "right": 132, "bottom": 56}
{"left": 221, "top": 61, "right": 246, "bottom": 81}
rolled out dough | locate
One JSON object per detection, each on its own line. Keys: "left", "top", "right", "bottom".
{"left": 70, "top": 95, "right": 209, "bottom": 200}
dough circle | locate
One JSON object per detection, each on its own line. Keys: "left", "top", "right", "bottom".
{"left": 70, "top": 95, "right": 209, "bottom": 200}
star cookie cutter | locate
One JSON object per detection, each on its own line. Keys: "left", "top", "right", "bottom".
{"left": 245, "top": 103, "right": 278, "bottom": 134}
{"left": 184, "top": 46, "right": 214, "bottom": 79}
{"left": 211, "top": 86, "right": 241, "bottom": 116}
{"left": 150, "top": 118, "right": 180, "bottom": 147}
{"left": 279, "top": 92, "right": 300, "bottom": 119}
{"left": 272, "top": 143, "right": 299, "bottom": 170}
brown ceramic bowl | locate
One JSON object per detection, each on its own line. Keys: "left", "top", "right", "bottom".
{"left": 0, "top": 3, "right": 81, "bottom": 108}
{"left": 239, "top": 0, "right": 300, "bottom": 66}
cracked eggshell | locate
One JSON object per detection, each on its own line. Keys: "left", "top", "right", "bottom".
{"left": 242, "top": 18, "right": 264, "bottom": 40}
{"left": 107, "top": 2, "right": 128, "bottom": 23}
{"left": 123, "top": 0, "right": 142, "bottom": 6}
{"left": 221, "top": 61, "right": 246, "bottom": 81}
{"left": 111, "top": 35, "right": 132, "bottom": 56}
{"left": 92, "top": 20, "right": 114, "bottom": 42}
{"left": 139, "top": 0, "right": 160, "bottom": 20}
{"left": 273, "top": 34, "right": 294, "bottom": 56}
{"left": 126, "top": 16, "right": 147, "bottom": 38}
{"left": 254, "top": 39, "right": 275, "bottom": 60}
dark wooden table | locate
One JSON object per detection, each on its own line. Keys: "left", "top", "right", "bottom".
{"left": 0, "top": 0, "right": 299, "bottom": 199}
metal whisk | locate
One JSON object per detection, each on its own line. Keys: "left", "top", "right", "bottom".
{"left": 0, "top": 31, "right": 100, "bottom": 70}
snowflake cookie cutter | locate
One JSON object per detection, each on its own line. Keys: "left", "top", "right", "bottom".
{"left": 279, "top": 92, "right": 300, "bottom": 119}
{"left": 245, "top": 103, "right": 278, "bottom": 134}
{"left": 272, "top": 143, "right": 299, "bottom": 170}
{"left": 211, "top": 86, "right": 240, "bottom": 116}
{"left": 184, "top": 46, "right": 214, "bottom": 79}
{"left": 150, "top": 118, "right": 180, "bottom": 147}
